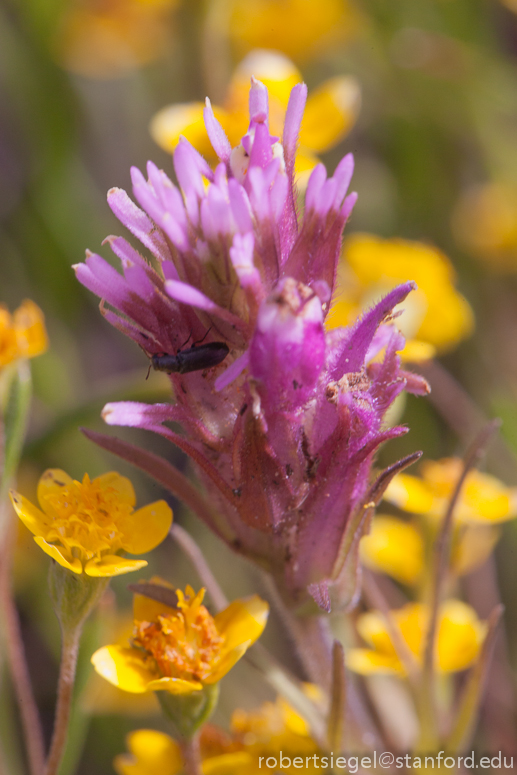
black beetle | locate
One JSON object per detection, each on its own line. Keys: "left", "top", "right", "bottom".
{"left": 151, "top": 341, "right": 229, "bottom": 375}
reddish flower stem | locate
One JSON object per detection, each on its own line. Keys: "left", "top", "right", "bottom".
{"left": 44, "top": 626, "right": 81, "bottom": 775}
{"left": 0, "top": 517, "right": 45, "bottom": 775}
{"left": 179, "top": 734, "right": 202, "bottom": 775}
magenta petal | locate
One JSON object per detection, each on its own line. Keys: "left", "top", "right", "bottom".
{"left": 165, "top": 280, "right": 245, "bottom": 330}
{"left": 330, "top": 282, "right": 417, "bottom": 379}
{"left": 104, "top": 236, "right": 149, "bottom": 271}
{"left": 204, "top": 98, "right": 232, "bottom": 162}
{"left": 283, "top": 82, "right": 307, "bottom": 176}
{"left": 333, "top": 153, "right": 355, "bottom": 205}
{"left": 108, "top": 187, "right": 170, "bottom": 262}
{"left": 228, "top": 179, "right": 253, "bottom": 233}
{"left": 74, "top": 253, "right": 128, "bottom": 307}
{"left": 173, "top": 140, "right": 211, "bottom": 200}
{"left": 102, "top": 401, "right": 183, "bottom": 428}
{"left": 249, "top": 76, "right": 269, "bottom": 123}
{"left": 248, "top": 121, "right": 273, "bottom": 172}
{"left": 214, "top": 350, "right": 250, "bottom": 392}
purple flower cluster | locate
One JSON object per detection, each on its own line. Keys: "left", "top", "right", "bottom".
{"left": 76, "top": 79, "right": 428, "bottom": 609}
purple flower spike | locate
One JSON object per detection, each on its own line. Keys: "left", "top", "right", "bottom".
{"left": 77, "top": 78, "right": 428, "bottom": 610}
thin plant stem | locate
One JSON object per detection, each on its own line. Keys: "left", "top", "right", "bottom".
{"left": 362, "top": 570, "right": 421, "bottom": 689}
{"left": 44, "top": 626, "right": 81, "bottom": 775}
{"left": 0, "top": 514, "right": 45, "bottom": 775}
{"left": 417, "top": 420, "right": 500, "bottom": 750}
{"left": 446, "top": 605, "right": 503, "bottom": 754}
{"left": 170, "top": 524, "right": 228, "bottom": 611}
{"left": 179, "top": 734, "right": 202, "bottom": 775}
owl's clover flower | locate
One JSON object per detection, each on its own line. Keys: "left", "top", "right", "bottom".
{"left": 75, "top": 78, "right": 428, "bottom": 609}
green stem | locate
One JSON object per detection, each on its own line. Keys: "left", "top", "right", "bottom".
{"left": 44, "top": 626, "right": 81, "bottom": 775}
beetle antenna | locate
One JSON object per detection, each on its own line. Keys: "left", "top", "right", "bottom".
{"left": 192, "top": 326, "right": 212, "bottom": 347}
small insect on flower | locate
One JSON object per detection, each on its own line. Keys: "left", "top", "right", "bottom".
{"left": 151, "top": 342, "right": 230, "bottom": 375}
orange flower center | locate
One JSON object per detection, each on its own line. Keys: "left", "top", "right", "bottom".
{"left": 133, "top": 593, "right": 224, "bottom": 682}
{"left": 42, "top": 475, "right": 131, "bottom": 560}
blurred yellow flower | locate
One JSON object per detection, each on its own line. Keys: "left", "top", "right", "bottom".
{"left": 150, "top": 49, "right": 360, "bottom": 182}
{"left": 0, "top": 300, "right": 48, "bottom": 368}
{"left": 327, "top": 234, "right": 474, "bottom": 361}
{"left": 114, "top": 728, "right": 251, "bottom": 775}
{"left": 229, "top": 0, "right": 361, "bottom": 62}
{"left": 346, "top": 600, "right": 486, "bottom": 676}
{"left": 360, "top": 514, "right": 500, "bottom": 584}
{"left": 91, "top": 583, "right": 269, "bottom": 694}
{"left": 385, "top": 458, "right": 517, "bottom": 525}
{"left": 360, "top": 516, "right": 424, "bottom": 585}
{"left": 452, "top": 182, "right": 517, "bottom": 273}
{"left": 231, "top": 692, "right": 321, "bottom": 774}
{"left": 55, "top": 0, "right": 180, "bottom": 79}
{"left": 9, "top": 469, "right": 172, "bottom": 576}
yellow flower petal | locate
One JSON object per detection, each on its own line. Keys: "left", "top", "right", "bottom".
{"left": 206, "top": 642, "right": 250, "bottom": 685}
{"left": 202, "top": 752, "right": 253, "bottom": 775}
{"left": 300, "top": 75, "right": 360, "bottom": 153}
{"left": 400, "top": 339, "right": 436, "bottom": 363}
{"left": 84, "top": 556, "right": 148, "bottom": 577}
{"left": 91, "top": 646, "right": 156, "bottom": 693}
{"left": 114, "top": 729, "right": 182, "bottom": 775}
{"left": 214, "top": 595, "right": 269, "bottom": 652}
{"left": 119, "top": 500, "right": 172, "bottom": 554}
{"left": 145, "top": 676, "right": 203, "bottom": 694}
{"left": 36, "top": 469, "right": 74, "bottom": 518}
{"left": 384, "top": 472, "right": 435, "bottom": 514}
{"left": 345, "top": 649, "right": 401, "bottom": 675}
{"left": 9, "top": 490, "right": 51, "bottom": 536}
{"left": 360, "top": 516, "right": 424, "bottom": 585}
{"left": 437, "top": 601, "right": 486, "bottom": 672}
{"left": 356, "top": 611, "right": 397, "bottom": 656}
{"left": 13, "top": 300, "right": 48, "bottom": 359}
{"left": 150, "top": 102, "right": 223, "bottom": 158}
{"left": 94, "top": 472, "right": 136, "bottom": 507}
{"left": 33, "top": 536, "right": 82, "bottom": 574}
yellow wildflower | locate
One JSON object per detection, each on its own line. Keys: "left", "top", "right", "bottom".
{"left": 55, "top": 0, "right": 180, "bottom": 79}
{"left": 150, "top": 49, "right": 360, "bottom": 183}
{"left": 346, "top": 601, "right": 486, "bottom": 676}
{"left": 360, "top": 514, "right": 499, "bottom": 584}
{"left": 385, "top": 458, "right": 517, "bottom": 525}
{"left": 0, "top": 299, "right": 48, "bottom": 368}
{"left": 360, "top": 516, "right": 424, "bottom": 585}
{"left": 452, "top": 182, "right": 517, "bottom": 272}
{"left": 91, "top": 582, "right": 269, "bottom": 694}
{"left": 229, "top": 0, "right": 362, "bottom": 62}
{"left": 327, "top": 234, "right": 474, "bottom": 361}
{"left": 231, "top": 692, "right": 321, "bottom": 774}
{"left": 9, "top": 469, "right": 172, "bottom": 576}
{"left": 114, "top": 727, "right": 251, "bottom": 775}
